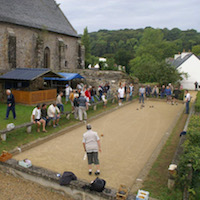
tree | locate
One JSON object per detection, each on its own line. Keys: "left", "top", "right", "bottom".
{"left": 192, "top": 45, "right": 200, "bottom": 56}
{"left": 129, "top": 55, "right": 183, "bottom": 84}
{"left": 81, "top": 27, "right": 91, "bottom": 66}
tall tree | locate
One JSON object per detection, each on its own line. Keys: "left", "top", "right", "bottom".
{"left": 81, "top": 27, "right": 91, "bottom": 65}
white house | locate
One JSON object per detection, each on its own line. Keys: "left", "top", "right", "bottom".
{"left": 171, "top": 52, "right": 200, "bottom": 90}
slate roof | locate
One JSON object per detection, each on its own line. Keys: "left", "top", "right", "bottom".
{"left": 169, "top": 53, "right": 193, "bottom": 68}
{"left": 0, "top": 68, "right": 62, "bottom": 81}
{"left": 0, "top": 0, "right": 78, "bottom": 37}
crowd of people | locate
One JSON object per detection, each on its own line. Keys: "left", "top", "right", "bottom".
{"left": 30, "top": 83, "right": 112, "bottom": 132}
{"left": 117, "top": 83, "right": 134, "bottom": 106}
{"left": 139, "top": 83, "right": 182, "bottom": 105}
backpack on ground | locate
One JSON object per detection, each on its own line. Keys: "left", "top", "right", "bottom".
{"left": 90, "top": 177, "right": 106, "bottom": 192}
{"left": 59, "top": 171, "right": 77, "bottom": 186}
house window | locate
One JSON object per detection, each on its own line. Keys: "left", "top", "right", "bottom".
{"left": 8, "top": 35, "right": 17, "bottom": 68}
{"left": 44, "top": 47, "right": 50, "bottom": 68}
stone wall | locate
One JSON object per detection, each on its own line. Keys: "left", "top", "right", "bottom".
{"left": 0, "top": 22, "right": 82, "bottom": 71}
{"left": 0, "top": 159, "right": 136, "bottom": 200}
{"left": 64, "top": 69, "right": 139, "bottom": 95}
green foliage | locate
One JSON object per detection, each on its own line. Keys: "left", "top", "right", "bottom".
{"left": 195, "top": 92, "right": 200, "bottom": 112}
{"left": 192, "top": 45, "right": 200, "bottom": 56}
{"left": 81, "top": 27, "right": 91, "bottom": 66}
{"left": 178, "top": 114, "right": 200, "bottom": 198}
{"left": 87, "top": 27, "right": 200, "bottom": 80}
{"left": 129, "top": 54, "right": 183, "bottom": 84}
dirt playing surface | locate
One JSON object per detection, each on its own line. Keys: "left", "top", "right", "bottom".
{"left": 14, "top": 101, "right": 184, "bottom": 189}
{"left": 0, "top": 171, "right": 72, "bottom": 200}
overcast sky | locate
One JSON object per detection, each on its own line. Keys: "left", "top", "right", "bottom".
{"left": 56, "top": 0, "right": 199, "bottom": 34}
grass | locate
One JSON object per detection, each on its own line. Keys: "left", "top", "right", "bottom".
{"left": 0, "top": 97, "right": 135, "bottom": 153}
{"left": 141, "top": 111, "right": 188, "bottom": 200}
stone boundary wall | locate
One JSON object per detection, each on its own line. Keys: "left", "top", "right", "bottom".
{"left": 0, "top": 159, "right": 136, "bottom": 200}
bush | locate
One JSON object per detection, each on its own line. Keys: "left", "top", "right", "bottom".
{"left": 195, "top": 92, "right": 200, "bottom": 112}
{"left": 178, "top": 90, "right": 185, "bottom": 100}
{"left": 177, "top": 115, "right": 200, "bottom": 198}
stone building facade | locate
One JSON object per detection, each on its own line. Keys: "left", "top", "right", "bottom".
{"left": 0, "top": 0, "right": 85, "bottom": 72}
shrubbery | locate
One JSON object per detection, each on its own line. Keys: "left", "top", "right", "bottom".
{"left": 178, "top": 115, "right": 200, "bottom": 198}
{"left": 195, "top": 92, "right": 200, "bottom": 112}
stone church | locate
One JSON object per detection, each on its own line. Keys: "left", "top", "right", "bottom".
{"left": 0, "top": 0, "right": 85, "bottom": 72}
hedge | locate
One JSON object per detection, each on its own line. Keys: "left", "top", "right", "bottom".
{"left": 195, "top": 92, "right": 200, "bottom": 112}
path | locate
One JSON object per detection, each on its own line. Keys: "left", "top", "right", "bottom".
{"left": 14, "top": 100, "right": 184, "bottom": 189}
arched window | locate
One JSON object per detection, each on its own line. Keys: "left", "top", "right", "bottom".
{"left": 44, "top": 47, "right": 50, "bottom": 68}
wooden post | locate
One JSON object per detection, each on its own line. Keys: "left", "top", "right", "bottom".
{"left": 1, "top": 133, "right": 6, "bottom": 141}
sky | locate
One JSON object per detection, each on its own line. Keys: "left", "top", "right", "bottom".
{"left": 56, "top": 0, "right": 199, "bottom": 34}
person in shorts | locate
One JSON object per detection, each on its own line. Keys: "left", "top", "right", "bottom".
{"left": 31, "top": 104, "right": 47, "bottom": 133}
{"left": 82, "top": 124, "right": 101, "bottom": 176}
{"left": 47, "top": 102, "right": 60, "bottom": 128}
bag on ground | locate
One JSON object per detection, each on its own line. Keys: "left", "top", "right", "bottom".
{"left": 90, "top": 177, "right": 106, "bottom": 192}
{"left": 59, "top": 171, "right": 77, "bottom": 186}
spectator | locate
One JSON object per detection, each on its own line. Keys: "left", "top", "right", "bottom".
{"left": 165, "top": 86, "right": 172, "bottom": 103}
{"left": 5, "top": 89, "right": 16, "bottom": 120}
{"left": 139, "top": 85, "right": 145, "bottom": 103}
{"left": 90, "top": 86, "right": 98, "bottom": 103}
{"left": 129, "top": 83, "right": 134, "bottom": 100}
{"left": 101, "top": 93, "right": 107, "bottom": 108}
{"left": 82, "top": 124, "right": 101, "bottom": 175}
{"left": 106, "top": 83, "right": 111, "bottom": 98}
{"left": 152, "top": 85, "right": 159, "bottom": 98}
{"left": 56, "top": 92, "right": 64, "bottom": 113}
{"left": 78, "top": 93, "right": 88, "bottom": 122}
{"left": 145, "top": 85, "right": 152, "bottom": 97}
{"left": 65, "top": 84, "right": 72, "bottom": 104}
{"left": 31, "top": 104, "right": 47, "bottom": 133}
{"left": 185, "top": 90, "right": 191, "bottom": 114}
{"left": 85, "top": 87, "right": 91, "bottom": 103}
{"left": 169, "top": 83, "right": 174, "bottom": 94}
{"left": 69, "top": 90, "right": 75, "bottom": 111}
{"left": 126, "top": 87, "right": 130, "bottom": 102}
{"left": 160, "top": 85, "right": 165, "bottom": 99}
{"left": 73, "top": 93, "right": 79, "bottom": 120}
{"left": 118, "top": 84, "right": 125, "bottom": 106}
{"left": 194, "top": 81, "right": 198, "bottom": 91}
{"left": 41, "top": 104, "right": 50, "bottom": 125}
{"left": 173, "top": 87, "right": 181, "bottom": 105}
{"left": 47, "top": 102, "right": 60, "bottom": 128}
{"left": 98, "top": 85, "right": 103, "bottom": 100}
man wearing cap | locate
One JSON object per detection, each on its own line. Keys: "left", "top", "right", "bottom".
{"left": 65, "top": 84, "right": 72, "bottom": 104}
{"left": 83, "top": 124, "right": 101, "bottom": 175}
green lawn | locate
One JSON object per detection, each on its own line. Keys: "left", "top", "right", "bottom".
{"left": 141, "top": 111, "right": 188, "bottom": 200}
{"left": 0, "top": 102, "right": 72, "bottom": 130}
{"left": 0, "top": 98, "right": 122, "bottom": 153}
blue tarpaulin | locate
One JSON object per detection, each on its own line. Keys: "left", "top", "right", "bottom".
{"left": 44, "top": 73, "right": 84, "bottom": 81}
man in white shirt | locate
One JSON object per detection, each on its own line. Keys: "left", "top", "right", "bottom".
{"left": 31, "top": 104, "right": 47, "bottom": 133}
{"left": 65, "top": 84, "right": 72, "bottom": 104}
{"left": 139, "top": 85, "right": 145, "bottom": 103}
{"left": 185, "top": 90, "right": 191, "bottom": 114}
{"left": 82, "top": 124, "right": 101, "bottom": 176}
{"left": 118, "top": 85, "right": 125, "bottom": 106}
{"left": 47, "top": 102, "right": 60, "bottom": 128}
